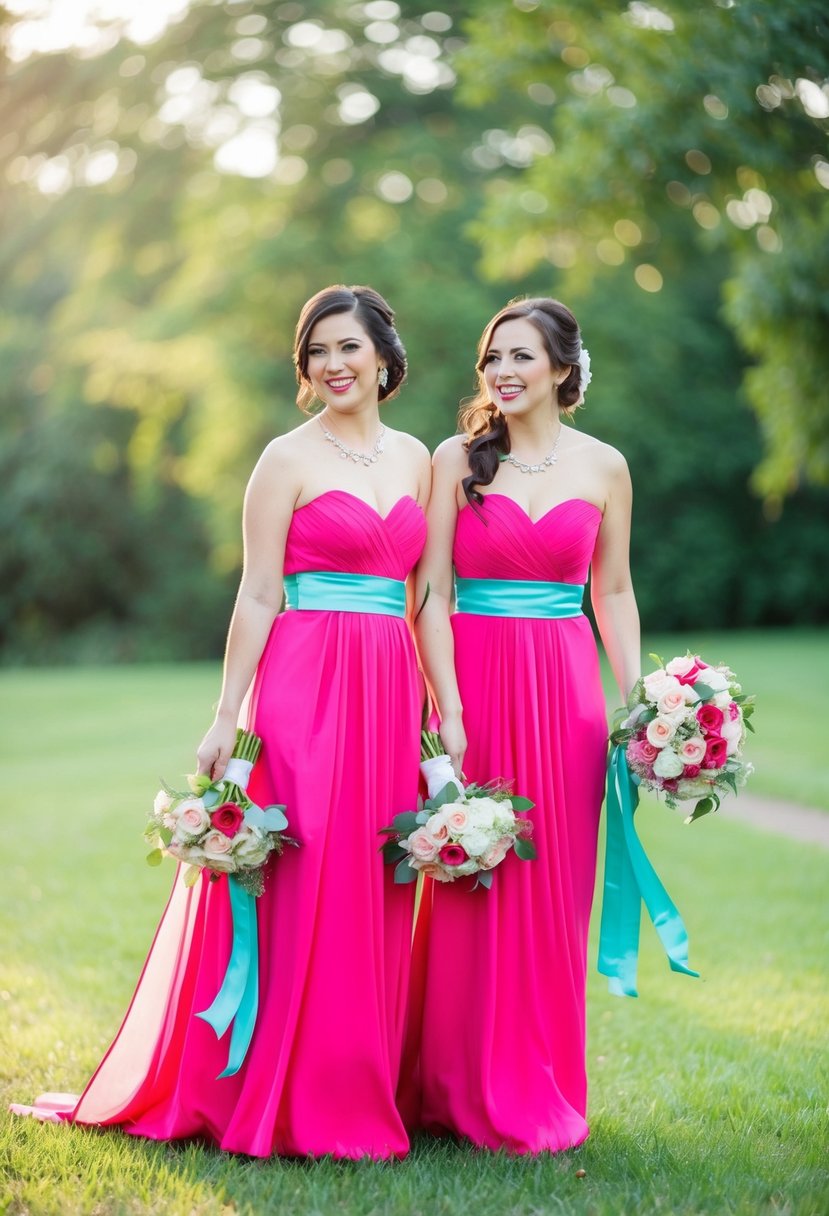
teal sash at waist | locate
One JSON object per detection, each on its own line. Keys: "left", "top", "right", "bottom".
{"left": 283, "top": 570, "right": 407, "bottom": 617}
{"left": 454, "top": 577, "right": 584, "bottom": 619}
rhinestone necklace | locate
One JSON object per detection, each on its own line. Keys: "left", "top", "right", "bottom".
{"left": 318, "top": 415, "right": 385, "bottom": 466}
{"left": 502, "top": 425, "right": 562, "bottom": 474}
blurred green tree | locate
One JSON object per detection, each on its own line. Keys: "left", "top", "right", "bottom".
{"left": 457, "top": 0, "right": 829, "bottom": 504}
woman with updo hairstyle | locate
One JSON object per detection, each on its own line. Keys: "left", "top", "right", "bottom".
{"left": 13, "top": 285, "right": 430, "bottom": 1160}
{"left": 405, "top": 296, "right": 641, "bottom": 1153}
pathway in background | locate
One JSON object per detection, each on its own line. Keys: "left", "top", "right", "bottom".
{"left": 720, "top": 792, "right": 829, "bottom": 848}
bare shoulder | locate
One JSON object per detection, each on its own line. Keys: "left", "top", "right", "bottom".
{"left": 432, "top": 433, "right": 469, "bottom": 472}
{"left": 249, "top": 424, "right": 312, "bottom": 496}
{"left": 385, "top": 426, "right": 431, "bottom": 470}
{"left": 567, "top": 429, "right": 630, "bottom": 477}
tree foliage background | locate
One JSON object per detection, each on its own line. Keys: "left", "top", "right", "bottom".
{"left": 1, "top": 0, "right": 827, "bottom": 662}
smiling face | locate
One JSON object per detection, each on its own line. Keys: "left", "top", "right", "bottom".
{"left": 482, "top": 317, "right": 568, "bottom": 417}
{"left": 305, "top": 311, "right": 384, "bottom": 414}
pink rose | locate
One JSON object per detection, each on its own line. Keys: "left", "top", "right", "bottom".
{"left": 445, "top": 807, "right": 469, "bottom": 833}
{"left": 439, "top": 843, "right": 469, "bottom": 867}
{"left": 697, "top": 703, "right": 724, "bottom": 734}
{"left": 202, "top": 829, "right": 232, "bottom": 855}
{"left": 646, "top": 717, "right": 677, "bottom": 748}
{"left": 703, "top": 737, "right": 728, "bottom": 769}
{"left": 679, "top": 737, "right": 707, "bottom": 765}
{"left": 657, "top": 689, "right": 686, "bottom": 717}
{"left": 480, "top": 837, "right": 511, "bottom": 870}
{"left": 662, "top": 778, "right": 679, "bottom": 793}
{"left": 409, "top": 829, "right": 439, "bottom": 863}
{"left": 211, "top": 802, "right": 245, "bottom": 839}
{"left": 425, "top": 816, "right": 450, "bottom": 843}
{"left": 639, "top": 740, "right": 659, "bottom": 763}
{"left": 682, "top": 764, "right": 701, "bottom": 778}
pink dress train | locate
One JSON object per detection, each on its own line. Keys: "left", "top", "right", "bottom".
{"left": 12, "top": 491, "right": 426, "bottom": 1159}
{"left": 405, "top": 494, "right": 608, "bottom": 1153}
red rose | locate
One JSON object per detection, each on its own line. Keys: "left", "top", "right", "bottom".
{"left": 683, "top": 764, "right": 701, "bottom": 778}
{"left": 211, "top": 802, "right": 245, "bottom": 838}
{"left": 697, "top": 704, "right": 724, "bottom": 734}
{"left": 703, "top": 738, "right": 728, "bottom": 769}
{"left": 439, "top": 843, "right": 469, "bottom": 867}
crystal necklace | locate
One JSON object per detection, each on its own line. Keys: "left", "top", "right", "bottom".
{"left": 318, "top": 415, "right": 385, "bottom": 466}
{"left": 502, "top": 425, "right": 562, "bottom": 474}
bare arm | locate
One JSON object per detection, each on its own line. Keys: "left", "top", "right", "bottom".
{"left": 590, "top": 451, "right": 641, "bottom": 703}
{"left": 196, "top": 444, "right": 299, "bottom": 779}
{"left": 413, "top": 438, "right": 467, "bottom": 774}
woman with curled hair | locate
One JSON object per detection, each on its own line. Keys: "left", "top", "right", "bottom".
{"left": 13, "top": 285, "right": 430, "bottom": 1160}
{"left": 405, "top": 297, "right": 640, "bottom": 1153}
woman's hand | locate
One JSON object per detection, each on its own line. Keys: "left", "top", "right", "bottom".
{"left": 438, "top": 710, "right": 467, "bottom": 779}
{"left": 196, "top": 714, "right": 238, "bottom": 782}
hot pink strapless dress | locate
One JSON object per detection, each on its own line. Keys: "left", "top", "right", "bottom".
{"left": 406, "top": 494, "right": 608, "bottom": 1154}
{"left": 13, "top": 491, "right": 426, "bottom": 1159}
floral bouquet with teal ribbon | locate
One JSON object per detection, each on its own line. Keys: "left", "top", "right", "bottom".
{"left": 146, "top": 728, "right": 290, "bottom": 896}
{"left": 145, "top": 728, "right": 293, "bottom": 1077}
{"left": 599, "top": 652, "right": 756, "bottom": 999}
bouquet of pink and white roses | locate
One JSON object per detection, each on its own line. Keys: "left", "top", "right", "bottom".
{"left": 145, "top": 728, "right": 292, "bottom": 896}
{"left": 381, "top": 730, "right": 536, "bottom": 889}
{"left": 611, "top": 652, "right": 755, "bottom": 822}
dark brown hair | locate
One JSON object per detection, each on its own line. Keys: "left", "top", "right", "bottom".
{"left": 459, "top": 297, "right": 585, "bottom": 505}
{"left": 293, "top": 284, "right": 407, "bottom": 412}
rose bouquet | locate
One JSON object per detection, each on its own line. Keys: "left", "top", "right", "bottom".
{"left": 380, "top": 730, "right": 536, "bottom": 889}
{"left": 145, "top": 727, "right": 291, "bottom": 896}
{"left": 610, "top": 652, "right": 755, "bottom": 822}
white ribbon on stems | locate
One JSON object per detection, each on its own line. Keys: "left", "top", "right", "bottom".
{"left": 420, "top": 754, "right": 464, "bottom": 801}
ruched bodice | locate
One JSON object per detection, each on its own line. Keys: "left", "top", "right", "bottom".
{"left": 453, "top": 495, "right": 602, "bottom": 585}
{"left": 285, "top": 491, "right": 426, "bottom": 579}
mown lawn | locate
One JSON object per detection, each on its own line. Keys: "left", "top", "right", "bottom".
{"left": 1, "top": 646, "right": 828, "bottom": 1215}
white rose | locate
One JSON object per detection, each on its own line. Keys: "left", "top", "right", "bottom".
{"left": 676, "top": 778, "right": 716, "bottom": 800}
{"left": 697, "top": 668, "right": 729, "bottom": 692}
{"left": 643, "top": 673, "right": 682, "bottom": 703}
{"left": 646, "top": 716, "right": 678, "bottom": 748}
{"left": 653, "top": 748, "right": 684, "bottom": 778}
{"left": 466, "top": 797, "right": 500, "bottom": 830}
{"left": 154, "top": 789, "right": 173, "bottom": 817}
{"left": 721, "top": 716, "right": 744, "bottom": 756}
{"left": 233, "top": 827, "right": 271, "bottom": 867}
{"left": 459, "top": 828, "right": 491, "bottom": 857}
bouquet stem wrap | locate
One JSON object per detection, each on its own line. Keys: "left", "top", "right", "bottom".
{"left": 196, "top": 874, "right": 259, "bottom": 1078}
{"left": 598, "top": 744, "right": 699, "bottom": 997}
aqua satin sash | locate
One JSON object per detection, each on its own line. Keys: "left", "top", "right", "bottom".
{"left": 196, "top": 875, "right": 259, "bottom": 1078}
{"left": 454, "top": 577, "right": 584, "bottom": 618}
{"left": 283, "top": 571, "right": 406, "bottom": 617}
{"left": 598, "top": 745, "right": 699, "bottom": 997}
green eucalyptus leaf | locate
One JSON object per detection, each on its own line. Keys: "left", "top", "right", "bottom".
{"left": 475, "top": 869, "right": 494, "bottom": 889}
{"left": 146, "top": 848, "right": 164, "bottom": 867}
{"left": 392, "top": 811, "right": 420, "bottom": 835}
{"left": 692, "top": 681, "right": 716, "bottom": 702}
{"left": 509, "top": 796, "right": 535, "bottom": 812}
{"left": 183, "top": 864, "right": 202, "bottom": 887}
{"left": 514, "top": 837, "right": 537, "bottom": 860}
{"left": 382, "top": 840, "right": 408, "bottom": 864}
{"left": 394, "top": 857, "right": 419, "bottom": 884}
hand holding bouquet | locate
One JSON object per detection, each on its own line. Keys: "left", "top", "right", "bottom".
{"left": 381, "top": 730, "right": 536, "bottom": 889}
{"left": 146, "top": 728, "right": 292, "bottom": 896}
{"left": 611, "top": 652, "right": 755, "bottom": 822}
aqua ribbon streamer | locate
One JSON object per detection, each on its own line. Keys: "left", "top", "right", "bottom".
{"left": 598, "top": 744, "right": 700, "bottom": 997}
{"left": 196, "top": 875, "right": 259, "bottom": 1078}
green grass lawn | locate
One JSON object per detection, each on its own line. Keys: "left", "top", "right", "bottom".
{"left": 1, "top": 647, "right": 828, "bottom": 1215}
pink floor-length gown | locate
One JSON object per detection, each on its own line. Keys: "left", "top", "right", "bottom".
{"left": 406, "top": 494, "right": 608, "bottom": 1154}
{"left": 12, "top": 491, "right": 426, "bottom": 1159}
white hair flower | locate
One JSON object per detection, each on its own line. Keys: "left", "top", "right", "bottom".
{"left": 576, "top": 346, "right": 592, "bottom": 404}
